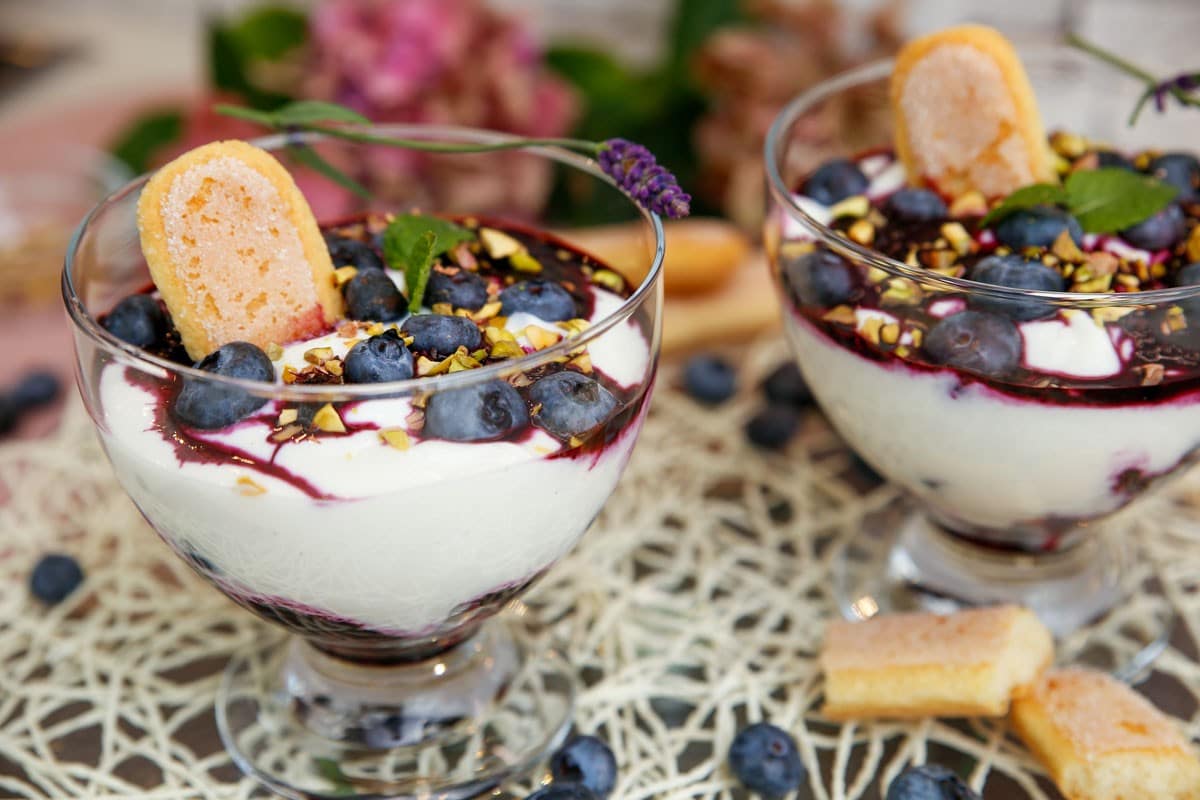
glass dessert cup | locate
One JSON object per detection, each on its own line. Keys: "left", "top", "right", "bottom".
{"left": 764, "top": 49, "right": 1196, "bottom": 675}
{"left": 63, "top": 127, "right": 664, "bottom": 799}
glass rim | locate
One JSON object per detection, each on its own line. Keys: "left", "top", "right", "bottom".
{"left": 763, "top": 49, "right": 1200, "bottom": 308}
{"left": 62, "top": 124, "right": 665, "bottom": 399}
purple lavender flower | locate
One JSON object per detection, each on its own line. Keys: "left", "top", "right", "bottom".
{"left": 598, "top": 138, "right": 691, "bottom": 219}
{"left": 1153, "top": 72, "right": 1200, "bottom": 112}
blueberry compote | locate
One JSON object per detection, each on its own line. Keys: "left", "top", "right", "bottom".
{"left": 98, "top": 213, "right": 652, "bottom": 658}
{"left": 774, "top": 138, "right": 1200, "bottom": 551}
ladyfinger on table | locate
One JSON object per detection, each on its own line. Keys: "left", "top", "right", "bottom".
{"left": 1012, "top": 669, "right": 1200, "bottom": 800}
{"left": 137, "top": 140, "right": 343, "bottom": 361}
{"left": 890, "top": 24, "right": 1057, "bottom": 200}
{"left": 820, "top": 605, "right": 1053, "bottom": 720}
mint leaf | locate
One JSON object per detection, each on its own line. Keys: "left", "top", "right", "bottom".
{"left": 980, "top": 183, "right": 1067, "bottom": 227}
{"left": 405, "top": 231, "right": 438, "bottom": 311}
{"left": 213, "top": 104, "right": 277, "bottom": 126}
{"left": 285, "top": 143, "right": 371, "bottom": 200}
{"left": 271, "top": 100, "right": 370, "bottom": 127}
{"left": 1064, "top": 167, "right": 1178, "bottom": 233}
{"left": 110, "top": 108, "right": 183, "bottom": 174}
{"left": 382, "top": 214, "right": 474, "bottom": 268}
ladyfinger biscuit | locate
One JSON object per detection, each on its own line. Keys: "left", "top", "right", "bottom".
{"left": 137, "top": 140, "right": 343, "bottom": 360}
{"left": 890, "top": 25, "right": 1056, "bottom": 200}
{"left": 1012, "top": 669, "right": 1200, "bottom": 800}
{"left": 563, "top": 218, "right": 749, "bottom": 297}
{"left": 820, "top": 605, "right": 1053, "bottom": 719}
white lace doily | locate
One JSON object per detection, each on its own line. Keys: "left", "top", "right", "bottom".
{"left": 2, "top": 342, "right": 1199, "bottom": 800}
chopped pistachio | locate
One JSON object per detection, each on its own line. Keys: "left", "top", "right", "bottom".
{"left": 556, "top": 318, "right": 592, "bottom": 336}
{"left": 270, "top": 423, "right": 304, "bottom": 443}
{"left": 1166, "top": 305, "right": 1187, "bottom": 332}
{"left": 860, "top": 316, "right": 884, "bottom": 345}
{"left": 312, "top": 403, "right": 346, "bottom": 434}
{"left": 447, "top": 351, "right": 482, "bottom": 373}
{"left": 940, "top": 222, "right": 973, "bottom": 256}
{"left": 524, "top": 325, "right": 561, "bottom": 350}
{"left": 1073, "top": 274, "right": 1113, "bottom": 293}
{"left": 822, "top": 305, "right": 856, "bottom": 325}
{"left": 867, "top": 266, "right": 890, "bottom": 284}
{"left": 1092, "top": 305, "right": 1135, "bottom": 324}
{"left": 569, "top": 352, "right": 594, "bottom": 373}
{"left": 908, "top": 327, "right": 923, "bottom": 348}
{"left": 485, "top": 326, "right": 518, "bottom": 346}
{"left": 325, "top": 359, "right": 344, "bottom": 377}
{"left": 882, "top": 279, "right": 922, "bottom": 305}
{"left": 1187, "top": 225, "right": 1200, "bottom": 263}
{"left": 281, "top": 365, "right": 299, "bottom": 385}
{"left": 266, "top": 342, "right": 284, "bottom": 361}
{"left": 490, "top": 340, "right": 525, "bottom": 359}
{"left": 880, "top": 322, "right": 901, "bottom": 345}
{"left": 366, "top": 322, "right": 386, "bottom": 336}
{"left": 333, "top": 266, "right": 358, "bottom": 288}
{"left": 1138, "top": 363, "right": 1165, "bottom": 386}
{"left": 948, "top": 190, "right": 988, "bottom": 218}
{"left": 304, "top": 347, "right": 335, "bottom": 365}
{"left": 470, "top": 348, "right": 488, "bottom": 361}
{"left": 1050, "top": 130, "right": 1087, "bottom": 158}
{"left": 919, "top": 249, "right": 957, "bottom": 270}
{"left": 431, "top": 303, "right": 454, "bottom": 316}
{"left": 779, "top": 241, "right": 815, "bottom": 260}
{"left": 1115, "top": 274, "right": 1141, "bottom": 290}
{"left": 469, "top": 301, "right": 503, "bottom": 323}
{"left": 479, "top": 227, "right": 524, "bottom": 259}
{"left": 828, "top": 194, "right": 869, "bottom": 220}
{"left": 1083, "top": 251, "right": 1119, "bottom": 277}
{"left": 847, "top": 219, "right": 874, "bottom": 246}
{"left": 1052, "top": 229, "right": 1086, "bottom": 262}
{"left": 277, "top": 408, "right": 299, "bottom": 426}
{"left": 379, "top": 428, "right": 410, "bottom": 451}
{"left": 592, "top": 269, "right": 625, "bottom": 293}
{"left": 509, "top": 251, "right": 543, "bottom": 274}
{"left": 237, "top": 476, "right": 267, "bottom": 497}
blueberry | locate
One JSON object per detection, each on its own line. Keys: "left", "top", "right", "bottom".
{"left": 30, "top": 553, "right": 84, "bottom": 605}
{"left": 924, "top": 311, "right": 1022, "bottom": 378}
{"left": 423, "top": 380, "right": 529, "bottom": 442}
{"left": 549, "top": 735, "right": 618, "bottom": 798}
{"left": 745, "top": 405, "right": 801, "bottom": 450}
{"left": 783, "top": 248, "right": 857, "bottom": 307}
{"left": 427, "top": 269, "right": 488, "bottom": 311}
{"left": 801, "top": 158, "right": 868, "bottom": 205}
{"left": 401, "top": 314, "right": 482, "bottom": 360}
{"left": 324, "top": 233, "right": 384, "bottom": 271}
{"left": 994, "top": 205, "right": 1083, "bottom": 250}
{"left": 529, "top": 372, "right": 618, "bottom": 439}
{"left": 344, "top": 270, "right": 408, "bottom": 322}
{"left": 102, "top": 294, "right": 168, "bottom": 349}
{"left": 683, "top": 355, "right": 737, "bottom": 405}
{"left": 12, "top": 370, "right": 62, "bottom": 411}
{"left": 762, "top": 362, "right": 812, "bottom": 407}
{"left": 967, "top": 253, "right": 1064, "bottom": 321}
{"left": 1095, "top": 150, "right": 1135, "bottom": 171}
{"left": 1148, "top": 152, "right": 1200, "bottom": 200}
{"left": 885, "top": 188, "right": 948, "bottom": 222}
{"left": 343, "top": 329, "right": 414, "bottom": 383}
{"left": 1175, "top": 262, "right": 1200, "bottom": 286}
{"left": 727, "top": 722, "right": 805, "bottom": 799}
{"left": 0, "top": 395, "right": 18, "bottom": 434}
{"left": 886, "top": 764, "right": 980, "bottom": 800}
{"left": 172, "top": 342, "right": 274, "bottom": 429}
{"left": 499, "top": 280, "right": 577, "bottom": 321}
{"left": 1120, "top": 204, "right": 1185, "bottom": 251}
{"left": 525, "top": 786, "right": 598, "bottom": 800}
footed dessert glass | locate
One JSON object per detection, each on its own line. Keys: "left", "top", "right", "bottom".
{"left": 64, "top": 128, "right": 664, "bottom": 799}
{"left": 765, "top": 49, "right": 1196, "bottom": 673}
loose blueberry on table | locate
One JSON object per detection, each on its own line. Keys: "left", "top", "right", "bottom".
{"left": 30, "top": 553, "right": 85, "bottom": 605}
{"left": 548, "top": 735, "right": 618, "bottom": 798}
{"left": 728, "top": 722, "right": 806, "bottom": 798}
{"left": 885, "top": 764, "right": 980, "bottom": 800}
{"left": 683, "top": 354, "right": 738, "bottom": 405}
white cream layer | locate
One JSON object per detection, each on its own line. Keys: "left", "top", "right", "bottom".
{"left": 99, "top": 288, "right": 651, "bottom": 633}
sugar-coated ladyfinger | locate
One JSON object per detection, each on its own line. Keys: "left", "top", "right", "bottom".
{"left": 890, "top": 24, "right": 1057, "bottom": 200}
{"left": 820, "top": 605, "right": 1053, "bottom": 719}
{"left": 1012, "top": 669, "right": 1200, "bottom": 800}
{"left": 136, "top": 140, "right": 343, "bottom": 360}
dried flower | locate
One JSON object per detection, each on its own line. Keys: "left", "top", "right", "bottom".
{"left": 597, "top": 139, "right": 691, "bottom": 219}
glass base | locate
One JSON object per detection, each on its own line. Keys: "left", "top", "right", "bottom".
{"left": 834, "top": 497, "right": 1174, "bottom": 680}
{"left": 216, "top": 619, "right": 574, "bottom": 799}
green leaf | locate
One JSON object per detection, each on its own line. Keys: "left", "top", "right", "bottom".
{"left": 312, "top": 757, "right": 354, "bottom": 797}
{"left": 664, "top": 0, "right": 744, "bottom": 89}
{"left": 1064, "top": 167, "right": 1179, "bottom": 233}
{"left": 271, "top": 100, "right": 371, "bottom": 127}
{"left": 206, "top": 11, "right": 297, "bottom": 111}
{"left": 285, "top": 143, "right": 371, "bottom": 200}
{"left": 382, "top": 214, "right": 474, "bottom": 267}
{"left": 213, "top": 103, "right": 276, "bottom": 126}
{"left": 405, "top": 231, "right": 438, "bottom": 311}
{"left": 109, "top": 109, "right": 183, "bottom": 174}
{"left": 980, "top": 183, "right": 1068, "bottom": 227}
{"left": 230, "top": 6, "right": 308, "bottom": 60}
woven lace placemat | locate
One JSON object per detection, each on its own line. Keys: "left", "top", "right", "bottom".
{"left": 2, "top": 342, "right": 1199, "bottom": 800}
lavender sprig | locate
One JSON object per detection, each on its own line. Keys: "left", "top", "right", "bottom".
{"left": 1066, "top": 33, "right": 1200, "bottom": 125}
{"left": 216, "top": 101, "right": 690, "bottom": 218}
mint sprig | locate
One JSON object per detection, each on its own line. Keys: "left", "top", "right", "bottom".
{"left": 981, "top": 168, "right": 1177, "bottom": 234}
{"left": 380, "top": 214, "right": 474, "bottom": 310}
